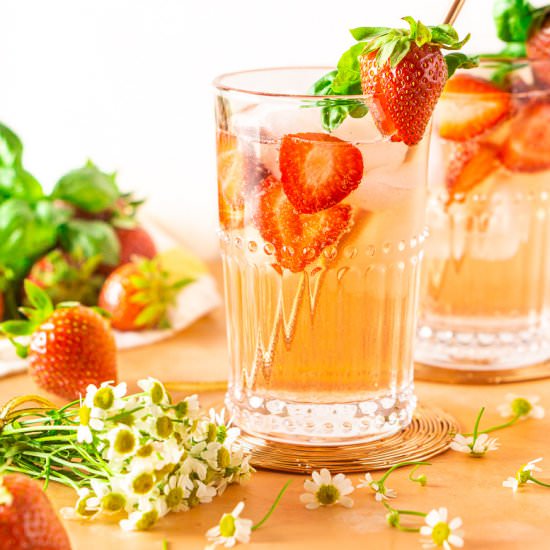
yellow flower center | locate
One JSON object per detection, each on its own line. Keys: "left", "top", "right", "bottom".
{"left": 156, "top": 416, "right": 173, "bottom": 438}
{"left": 511, "top": 397, "right": 532, "bottom": 417}
{"left": 76, "top": 495, "right": 98, "bottom": 517}
{"left": 79, "top": 405, "right": 91, "bottom": 426}
{"left": 150, "top": 382, "right": 164, "bottom": 404}
{"left": 431, "top": 521, "right": 451, "bottom": 546}
{"left": 136, "top": 444, "right": 154, "bottom": 458}
{"left": 316, "top": 484, "right": 340, "bottom": 505}
{"left": 218, "top": 447, "right": 231, "bottom": 469}
{"left": 166, "top": 487, "right": 184, "bottom": 509}
{"left": 93, "top": 387, "right": 114, "bottom": 410}
{"left": 113, "top": 429, "right": 136, "bottom": 454}
{"left": 174, "top": 401, "right": 188, "bottom": 418}
{"left": 135, "top": 510, "right": 158, "bottom": 530}
{"left": 101, "top": 493, "right": 126, "bottom": 512}
{"left": 132, "top": 473, "right": 154, "bottom": 495}
{"left": 219, "top": 513, "right": 236, "bottom": 537}
{"left": 207, "top": 423, "right": 217, "bottom": 443}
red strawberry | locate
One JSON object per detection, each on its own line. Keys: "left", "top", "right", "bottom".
{"left": 438, "top": 75, "right": 512, "bottom": 141}
{"left": 217, "top": 131, "right": 267, "bottom": 229}
{"left": 500, "top": 102, "right": 550, "bottom": 172}
{"left": 0, "top": 474, "right": 71, "bottom": 550}
{"left": 99, "top": 257, "right": 191, "bottom": 331}
{"left": 445, "top": 141, "right": 501, "bottom": 203}
{"left": 0, "top": 282, "right": 117, "bottom": 400}
{"left": 359, "top": 42, "right": 447, "bottom": 145}
{"left": 253, "top": 175, "right": 353, "bottom": 272}
{"left": 115, "top": 226, "right": 157, "bottom": 265}
{"left": 26, "top": 249, "right": 104, "bottom": 307}
{"left": 527, "top": 14, "right": 550, "bottom": 85}
{"left": 279, "top": 132, "right": 363, "bottom": 214}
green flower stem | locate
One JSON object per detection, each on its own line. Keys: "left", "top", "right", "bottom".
{"left": 464, "top": 413, "right": 522, "bottom": 436}
{"left": 251, "top": 480, "right": 292, "bottom": 531}
{"left": 22, "top": 451, "right": 105, "bottom": 477}
{"left": 2, "top": 425, "right": 78, "bottom": 435}
{"left": 529, "top": 476, "right": 550, "bottom": 488}
{"left": 379, "top": 461, "right": 431, "bottom": 484}
{"left": 383, "top": 502, "right": 426, "bottom": 532}
{"left": 108, "top": 406, "right": 144, "bottom": 422}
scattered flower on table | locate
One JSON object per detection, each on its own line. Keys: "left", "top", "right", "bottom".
{"left": 205, "top": 501, "right": 253, "bottom": 548}
{"left": 450, "top": 433, "right": 500, "bottom": 457}
{"left": 420, "top": 507, "right": 464, "bottom": 549}
{"left": 497, "top": 394, "right": 545, "bottom": 420}
{"left": 357, "top": 472, "right": 397, "bottom": 501}
{"left": 502, "top": 458, "right": 548, "bottom": 493}
{"left": 300, "top": 468, "right": 354, "bottom": 509}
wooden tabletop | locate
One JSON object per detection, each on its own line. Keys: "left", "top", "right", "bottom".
{"left": 1, "top": 263, "right": 550, "bottom": 550}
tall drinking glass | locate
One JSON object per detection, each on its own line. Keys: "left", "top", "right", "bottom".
{"left": 214, "top": 68, "right": 429, "bottom": 445}
{"left": 417, "top": 60, "right": 550, "bottom": 371}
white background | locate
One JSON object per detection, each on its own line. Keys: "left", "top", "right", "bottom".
{"left": 0, "top": 0, "right": 525, "bottom": 257}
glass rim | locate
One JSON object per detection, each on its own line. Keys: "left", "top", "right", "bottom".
{"left": 212, "top": 66, "right": 373, "bottom": 100}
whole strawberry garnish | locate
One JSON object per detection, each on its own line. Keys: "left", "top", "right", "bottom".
{"left": 0, "top": 474, "right": 71, "bottom": 550}
{"left": 0, "top": 281, "right": 117, "bottom": 400}
{"left": 253, "top": 175, "right": 353, "bottom": 272}
{"left": 309, "top": 18, "right": 476, "bottom": 137}
{"left": 279, "top": 132, "right": 363, "bottom": 214}
{"left": 26, "top": 249, "right": 105, "bottom": 307}
{"left": 115, "top": 226, "right": 157, "bottom": 266}
{"left": 98, "top": 257, "right": 193, "bottom": 331}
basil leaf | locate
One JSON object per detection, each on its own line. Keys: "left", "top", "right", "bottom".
{"left": 308, "top": 70, "right": 338, "bottom": 96}
{"left": 53, "top": 161, "right": 120, "bottom": 213}
{"left": 493, "top": 0, "right": 534, "bottom": 43}
{"left": 0, "top": 123, "right": 23, "bottom": 167}
{"left": 59, "top": 220, "right": 120, "bottom": 266}
{"left": 0, "top": 167, "right": 43, "bottom": 202}
{"left": 349, "top": 27, "right": 391, "bottom": 41}
{"left": 444, "top": 53, "right": 480, "bottom": 78}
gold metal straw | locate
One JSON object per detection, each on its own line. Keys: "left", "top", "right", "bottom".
{"left": 443, "top": 0, "right": 466, "bottom": 25}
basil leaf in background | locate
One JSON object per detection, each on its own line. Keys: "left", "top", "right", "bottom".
{"left": 349, "top": 27, "right": 391, "bottom": 41}
{"left": 0, "top": 123, "right": 23, "bottom": 167}
{"left": 493, "top": 0, "right": 534, "bottom": 43}
{"left": 52, "top": 160, "right": 120, "bottom": 213}
{"left": 24, "top": 200, "right": 70, "bottom": 259}
{"left": 444, "top": 53, "right": 480, "bottom": 78}
{"left": 0, "top": 166, "right": 43, "bottom": 202}
{"left": 59, "top": 219, "right": 120, "bottom": 266}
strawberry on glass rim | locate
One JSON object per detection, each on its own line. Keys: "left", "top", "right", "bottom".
{"left": 310, "top": 16, "right": 477, "bottom": 144}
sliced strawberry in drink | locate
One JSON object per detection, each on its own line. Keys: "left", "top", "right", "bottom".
{"left": 217, "top": 131, "right": 245, "bottom": 229}
{"left": 446, "top": 140, "right": 501, "bottom": 202}
{"left": 500, "top": 102, "right": 550, "bottom": 172}
{"left": 254, "top": 175, "right": 353, "bottom": 272}
{"left": 438, "top": 75, "right": 512, "bottom": 141}
{"left": 279, "top": 132, "right": 363, "bottom": 214}
{"left": 527, "top": 15, "right": 550, "bottom": 85}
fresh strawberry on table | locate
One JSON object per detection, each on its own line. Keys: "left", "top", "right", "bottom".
{"left": 26, "top": 249, "right": 104, "bottom": 306}
{"left": 114, "top": 225, "right": 157, "bottom": 266}
{"left": 309, "top": 17, "right": 476, "bottom": 140}
{"left": 500, "top": 101, "right": 550, "bottom": 172}
{"left": 0, "top": 474, "right": 71, "bottom": 550}
{"left": 98, "top": 256, "right": 193, "bottom": 331}
{"left": 438, "top": 75, "right": 512, "bottom": 141}
{"left": 0, "top": 281, "right": 117, "bottom": 400}
{"left": 254, "top": 175, "right": 353, "bottom": 272}
{"left": 279, "top": 132, "right": 363, "bottom": 214}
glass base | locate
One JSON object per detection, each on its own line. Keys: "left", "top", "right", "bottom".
{"left": 226, "top": 385, "right": 416, "bottom": 446}
{"left": 416, "top": 318, "right": 550, "bottom": 370}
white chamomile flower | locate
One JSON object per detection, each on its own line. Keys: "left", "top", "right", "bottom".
{"left": 181, "top": 455, "right": 208, "bottom": 481}
{"left": 138, "top": 377, "right": 169, "bottom": 406}
{"left": 503, "top": 458, "right": 543, "bottom": 492}
{"left": 357, "top": 472, "right": 397, "bottom": 501}
{"left": 196, "top": 481, "right": 217, "bottom": 504}
{"left": 192, "top": 441, "right": 222, "bottom": 469}
{"left": 60, "top": 487, "right": 100, "bottom": 520}
{"left": 450, "top": 433, "right": 500, "bottom": 457}
{"left": 84, "top": 381, "right": 127, "bottom": 412}
{"left": 205, "top": 501, "right": 253, "bottom": 548}
{"left": 125, "top": 466, "right": 157, "bottom": 498}
{"left": 163, "top": 474, "right": 191, "bottom": 512}
{"left": 89, "top": 478, "right": 127, "bottom": 514}
{"left": 106, "top": 426, "right": 139, "bottom": 460}
{"left": 300, "top": 468, "right": 354, "bottom": 510}
{"left": 420, "top": 507, "right": 464, "bottom": 549}
{"left": 120, "top": 499, "right": 168, "bottom": 531}
{"left": 497, "top": 394, "right": 545, "bottom": 420}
